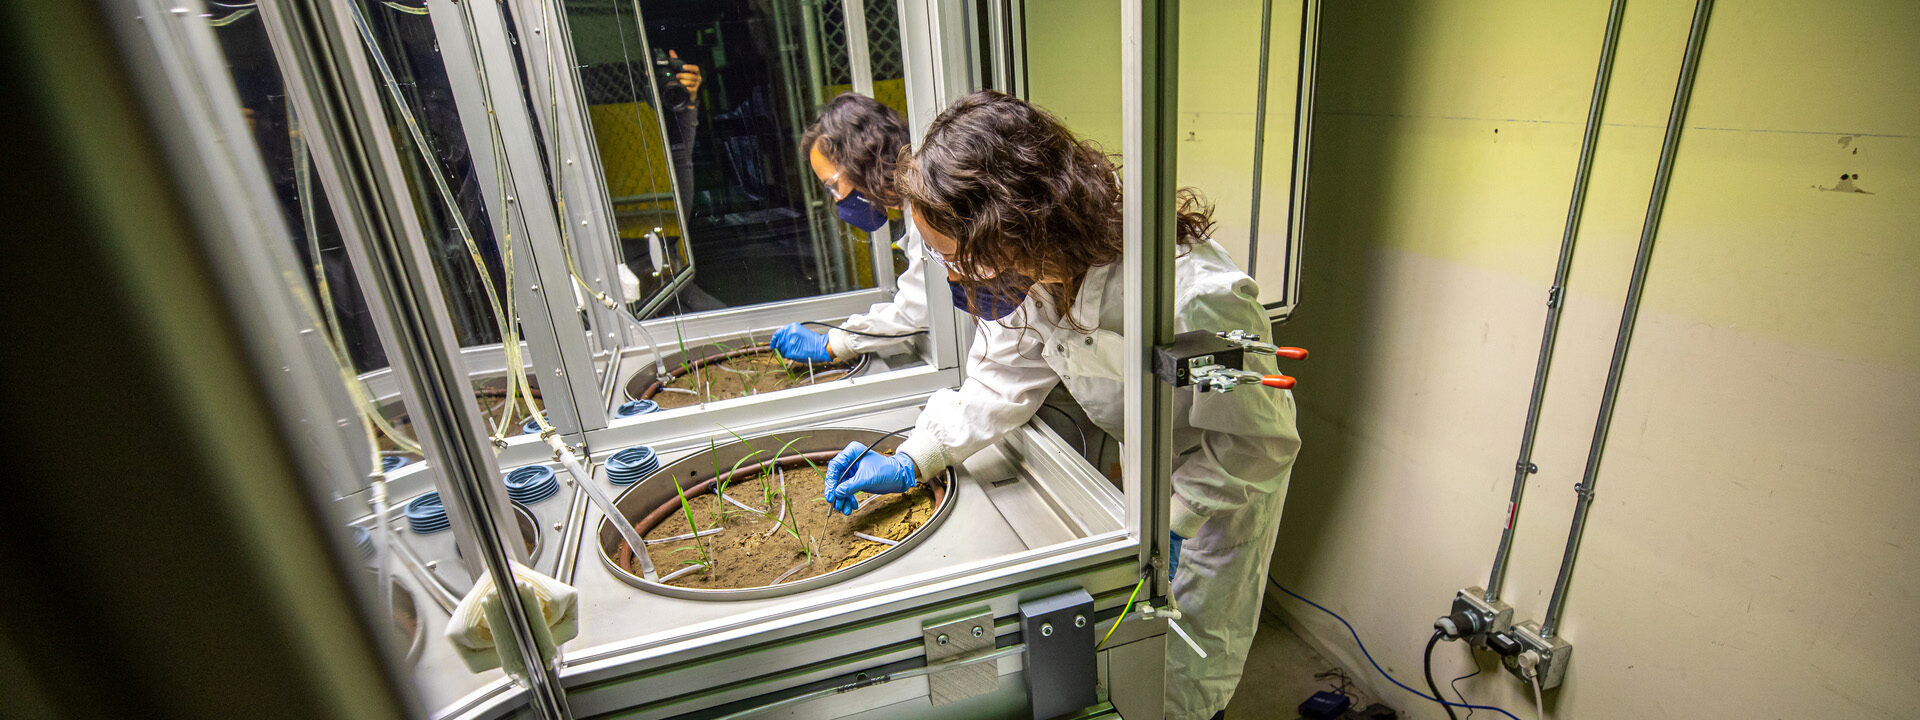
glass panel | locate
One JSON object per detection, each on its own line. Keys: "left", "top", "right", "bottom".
{"left": 208, "top": 4, "right": 389, "bottom": 373}
{"left": 551, "top": 0, "right": 941, "bottom": 421}
{"left": 201, "top": 3, "right": 497, "bottom": 709}
{"left": 564, "top": 0, "right": 878, "bottom": 312}
{"left": 352, "top": 0, "right": 551, "bottom": 445}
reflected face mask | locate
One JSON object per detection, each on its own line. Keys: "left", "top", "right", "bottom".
{"left": 834, "top": 191, "right": 891, "bottom": 232}
{"left": 950, "top": 275, "right": 1034, "bottom": 321}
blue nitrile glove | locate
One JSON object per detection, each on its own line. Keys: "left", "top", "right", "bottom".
{"left": 823, "top": 441, "right": 918, "bottom": 515}
{"left": 1168, "top": 532, "right": 1186, "bottom": 582}
{"left": 771, "top": 322, "right": 834, "bottom": 362}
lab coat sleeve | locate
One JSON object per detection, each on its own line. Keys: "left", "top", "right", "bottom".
{"left": 895, "top": 316, "right": 1057, "bottom": 478}
{"left": 828, "top": 230, "right": 931, "bottom": 357}
{"left": 1167, "top": 274, "right": 1301, "bottom": 539}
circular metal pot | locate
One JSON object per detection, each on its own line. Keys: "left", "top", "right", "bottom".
{"left": 596, "top": 428, "right": 955, "bottom": 600}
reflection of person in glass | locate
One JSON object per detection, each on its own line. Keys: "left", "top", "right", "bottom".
{"left": 655, "top": 48, "right": 702, "bottom": 205}
{"left": 770, "top": 94, "right": 930, "bottom": 362}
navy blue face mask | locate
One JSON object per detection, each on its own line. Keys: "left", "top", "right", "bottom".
{"left": 835, "top": 191, "right": 891, "bottom": 232}
{"left": 950, "top": 275, "right": 1034, "bottom": 321}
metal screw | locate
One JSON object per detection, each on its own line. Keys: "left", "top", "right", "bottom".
{"left": 971, "top": 625, "right": 984, "bottom": 637}
{"left": 1084, "top": 336, "right": 1094, "bottom": 346}
{"left": 1040, "top": 622, "right": 1054, "bottom": 637}
{"left": 531, "top": 284, "right": 541, "bottom": 292}
{"left": 936, "top": 634, "right": 949, "bottom": 645}
{"left": 552, "top": 522, "right": 563, "bottom": 531}
{"left": 1074, "top": 615, "right": 1087, "bottom": 628}
{"left": 425, "top": 560, "right": 438, "bottom": 569}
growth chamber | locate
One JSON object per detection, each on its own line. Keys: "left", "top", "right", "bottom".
{"left": 87, "top": 0, "right": 1312, "bottom": 717}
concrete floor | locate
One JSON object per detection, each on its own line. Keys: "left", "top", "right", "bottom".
{"left": 1224, "top": 609, "right": 1394, "bottom": 719}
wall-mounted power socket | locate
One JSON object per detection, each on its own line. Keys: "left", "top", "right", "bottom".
{"left": 1450, "top": 586, "right": 1514, "bottom": 647}
{"left": 1501, "top": 620, "right": 1572, "bottom": 690}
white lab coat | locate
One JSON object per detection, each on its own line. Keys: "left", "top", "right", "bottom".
{"left": 897, "top": 239, "right": 1299, "bottom": 719}
{"left": 826, "top": 227, "right": 930, "bottom": 357}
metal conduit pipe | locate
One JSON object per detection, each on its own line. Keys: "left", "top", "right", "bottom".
{"left": 1482, "top": 0, "right": 1630, "bottom": 603}
{"left": 1540, "top": 0, "right": 1716, "bottom": 640}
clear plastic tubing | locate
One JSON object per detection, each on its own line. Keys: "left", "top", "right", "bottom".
{"left": 544, "top": 435, "right": 655, "bottom": 579}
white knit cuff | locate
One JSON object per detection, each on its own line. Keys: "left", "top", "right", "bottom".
{"left": 895, "top": 433, "right": 951, "bottom": 479}
{"left": 1170, "top": 495, "right": 1208, "bottom": 539}
{"left": 826, "top": 329, "right": 857, "bottom": 360}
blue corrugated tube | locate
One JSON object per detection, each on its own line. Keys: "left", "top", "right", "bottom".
{"left": 404, "top": 492, "right": 450, "bottom": 534}
{"left": 605, "top": 446, "right": 659, "bottom": 486}
{"left": 353, "top": 526, "right": 375, "bottom": 559}
{"left": 504, "top": 464, "right": 561, "bottom": 504}
{"left": 381, "top": 455, "right": 410, "bottom": 472}
{"left": 614, "top": 399, "right": 660, "bottom": 418}
{"left": 521, "top": 414, "right": 547, "bottom": 436}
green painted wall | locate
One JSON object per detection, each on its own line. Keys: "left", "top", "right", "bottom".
{"left": 1025, "top": 0, "right": 1306, "bottom": 306}
{"left": 1269, "top": 2, "right": 1920, "bottom": 719}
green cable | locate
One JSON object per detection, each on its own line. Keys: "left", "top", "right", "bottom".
{"left": 1096, "top": 577, "right": 1148, "bottom": 650}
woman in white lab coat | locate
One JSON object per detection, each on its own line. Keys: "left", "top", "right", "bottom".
{"left": 770, "top": 93, "right": 932, "bottom": 361}
{"left": 820, "top": 90, "right": 1300, "bottom": 720}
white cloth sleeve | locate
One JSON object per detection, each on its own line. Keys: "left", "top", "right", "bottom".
{"left": 1167, "top": 274, "right": 1301, "bottom": 539}
{"left": 828, "top": 229, "right": 932, "bottom": 358}
{"left": 895, "top": 317, "right": 1058, "bottom": 478}
{"left": 446, "top": 562, "right": 579, "bottom": 674}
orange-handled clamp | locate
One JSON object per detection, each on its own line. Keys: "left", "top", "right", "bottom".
{"left": 1261, "top": 375, "right": 1297, "bottom": 389}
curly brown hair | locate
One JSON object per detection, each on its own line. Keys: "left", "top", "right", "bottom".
{"left": 897, "top": 90, "right": 1213, "bottom": 328}
{"left": 802, "top": 93, "right": 912, "bottom": 207}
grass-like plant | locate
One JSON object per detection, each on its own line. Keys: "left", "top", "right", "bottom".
{"left": 670, "top": 475, "right": 712, "bottom": 573}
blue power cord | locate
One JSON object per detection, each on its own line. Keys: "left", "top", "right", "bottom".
{"left": 1268, "top": 578, "right": 1521, "bottom": 720}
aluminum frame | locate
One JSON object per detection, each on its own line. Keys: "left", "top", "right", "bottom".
{"left": 149, "top": 0, "right": 1188, "bottom": 716}
{"left": 422, "top": 0, "right": 606, "bottom": 441}
{"left": 262, "top": 0, "right": 574, "bottom": 716}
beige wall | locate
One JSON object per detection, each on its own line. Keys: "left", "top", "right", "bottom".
{"left": 1269, "top": 1, "right": 1920, "bottom": 719}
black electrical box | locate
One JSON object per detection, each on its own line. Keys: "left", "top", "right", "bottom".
{"left": 1152, "top": 330, "right": 1245, "bottom": 387}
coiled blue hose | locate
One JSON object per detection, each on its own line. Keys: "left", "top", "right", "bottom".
{"left": 353, "top": 526, "right": 375, "bottom": 559}
{"left": 614, "top": 399, "right": 660, "bottom": 418}
{"left": 504, "top": 464, "right": 561, "bottom": 504}
{"left": 404, "top": 492, "right": 450, "bottom": 534}
{"left": 605, "top": 445, "right": 659, "bottom": 486}
{"left": 381, "top": 455, "right": 410, "bottom": 473}
{"left": 521, "top": 414, "right": 547, "bottom": 436}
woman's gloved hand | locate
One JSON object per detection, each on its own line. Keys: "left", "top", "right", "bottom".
{"left": 771, "top": 322, "right": 834, "bottom": 362}
{"left": 823, "top": 441, "right": 918, "bottom": 515}
{"left": 1168, "top": 532, "right": 1186, "bottom": 582}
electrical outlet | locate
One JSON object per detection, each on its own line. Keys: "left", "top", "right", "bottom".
{"left": 1450, "top": 586, "right": 1514, "bottom": 647}
{"left": 1501, "top": 620, "right": 1572, "bottom": 690}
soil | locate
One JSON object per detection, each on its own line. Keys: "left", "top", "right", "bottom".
{"left": 629, "top": 462, "right": 938, "bottom": 590}
{"left": 644, "top": 346, "right": 859, "bottom": 410}
{"left": 391, "top": 583, "right": 419, "bottom": 643}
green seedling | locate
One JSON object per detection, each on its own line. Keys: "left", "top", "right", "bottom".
{"left": 767, "top": 436, "right": 810, "bottom": 511}
{"left": 671, "top": 476, "right": 713, "bottom": 572}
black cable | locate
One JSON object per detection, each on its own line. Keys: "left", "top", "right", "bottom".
{"left": 841, "top": 426, "right": 914, "bottom": 476}
{"left": 1269, "top": 579, "right": 1521, "bottom": 720}
{"left": 1450, "top": 666, "right": 1483, "bottom": 720}
{"left": 1424, "top": 631, "right": 1461, "bottom": 720}
{"left": 800, "top": 320, "right": 927, "bottom": 339}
